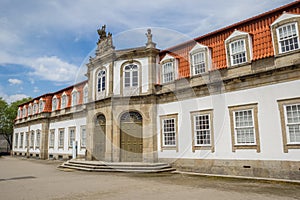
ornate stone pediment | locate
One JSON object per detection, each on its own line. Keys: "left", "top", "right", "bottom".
{"left": 95, "top": 25, "right": 115, "bottom": 56}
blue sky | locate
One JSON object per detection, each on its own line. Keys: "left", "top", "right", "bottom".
{"left": 0, "top": 0, "right": 294, "bottom": 103}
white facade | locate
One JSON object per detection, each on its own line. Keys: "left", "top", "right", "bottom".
{"left": 158, "top": 79, "right": 300, "bottom": 161}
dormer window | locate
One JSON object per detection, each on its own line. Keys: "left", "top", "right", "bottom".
{"left": 52, "top": 96, "right": 58, "bottom": 111}
{"left": 271, "top": 13, "right": 300, "bottom": 56}
{"left": 225, "top": 30, "right": 252, "bottom": 67}
{"left": 61, "top": 93, "right": 67, "bottom": 109}
{"left": 39, "top": 100, "right": 44, "bottom": 113}
{"left": 230, "top": 39, "right": 247, "bottom": 65}
{"left": 189, "top": 43, "right": 211, "bottom": 76}
{"left": 17, "top": 108, "right": 21, "bottom": 119}
{"left": 277, "top": 23, "right": 299, "bottom": 53}
{"left": 71, "top": 89, "right": 79, "bottom": 107}
{"left": 22, "top": 106, "right": 27, "bottom": 117}
{"left": 160, "top": 54, "right": 177, "bottom": 84}
{"left": 83, "top": 84, "right": 88, "bottom": 104}
{"left": 33, "top": 102, "right": 38, "bottom": 114}
{"left": 28, "top": 104, "right": 32, "bottom": 116}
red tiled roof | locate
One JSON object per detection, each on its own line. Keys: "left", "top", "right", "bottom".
{"left": 159, "top": 1, "right": 300, "bottom": 79}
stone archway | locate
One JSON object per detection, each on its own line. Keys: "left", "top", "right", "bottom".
{"left": 120, "top": 111, "right": 143, "bottom": 162}
{"left": 94, "top": 114, "right": 106, "bottom": 160}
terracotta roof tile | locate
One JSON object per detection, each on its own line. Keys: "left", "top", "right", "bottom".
{"left": 159, "top": 1, "right": 300, "bottom": 80}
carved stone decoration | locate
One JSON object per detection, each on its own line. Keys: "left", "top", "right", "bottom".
{"left": 145, "top": 28, "right": 156, "bottom": 48}
{"left": 96, "top": 25, "right": 115, "bottom": 56}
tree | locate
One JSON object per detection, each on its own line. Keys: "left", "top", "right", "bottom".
{"left": 0, "top": 97, "right": 32, "bottom": 150}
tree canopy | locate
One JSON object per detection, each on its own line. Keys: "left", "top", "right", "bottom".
{"left": 0, "top": 97, "right": 32, "bottom": 149}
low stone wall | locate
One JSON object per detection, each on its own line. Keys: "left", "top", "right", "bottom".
{"left": 159, "top": 158, "right": 300, "bottom": 180}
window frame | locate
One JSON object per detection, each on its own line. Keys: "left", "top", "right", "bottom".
{"left": 61, "top": 93, "right": 68, "bottom": 109}
{"left": 160, "top": 113, "right": 178, "bottom": 151}
{"left": 52, "top": 96, "right": 58, "bottom": 111}
{"left": 58, "top": 128, "right": 65, "bottom": 149}
{"left": 162, "top": 61, "right": 175, "bottom": 84}
{"left": 71, "top": 90, "right": 79, "bottom": 107}
{"left": 277, "top": 98, "right": 300, "bottom": 153}
{"left": 276, "top": 22, "right": 299, "bottom": 54}
{"left": 97, "top": 69, "right": 106, "bottom": 92}
{"left": 80, "top": 125, "right": 86, "bottom": 149}
{"left": 20, "top": 133, "right": 24, "bottom": 149}
{"left": 225, "top": 30, "right": 252, "bottom": 67}
{"left": 229, "top": 103, "right": 260, "bottom": 152}
{"left": 49, "top": 129, "right": 55, "bottom": 148}
{"left": 39, "top": 100, "right": 44, "bottom": 113}
{"left": 35, "top": 130, "right": 40, "bottom": 149}
{"left": 68, "top": 127, "right": 76, "bottom": 148}
{"left": 229, "top": 39, "right": 247, "bottom": 66}
{"left": 190, "top": 109, "right": 215, "bottom": 152}
{"left": 30, "top": 131, "right": 34, "bottom": 148}
{"left": 14, "top": 133, "right": 18, "bottom": 148}
{"left": 83, "top": 84, "right": 88, "bottom": 104}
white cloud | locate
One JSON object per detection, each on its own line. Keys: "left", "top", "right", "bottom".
{"left": 8, "top": 78, "right": 22, "bottom": 85}
{"left": 28, "top": 56, "right": 80, "bottom": 83}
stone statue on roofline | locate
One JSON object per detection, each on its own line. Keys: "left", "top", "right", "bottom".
{"left": 95, "top": 24, "right": 115, "bottom": 56}
{"left": 145, "top": 28, "right": 156, "bottom": 48}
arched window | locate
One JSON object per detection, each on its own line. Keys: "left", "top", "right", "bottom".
{"left": 33, "top": 102, "right": 38, "bottom": 114}
{"left": 97, "top": 70, "right": 106, "bottom": 92}
{"left": 28, "top": 104, "right": 32, "bottom": 115}
{"left": 124, "top": 64, "right": 138, "bottom": 88}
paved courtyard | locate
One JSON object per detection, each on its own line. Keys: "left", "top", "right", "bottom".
{"left": 0, "top": 156, "right": 299, "bottom": 200}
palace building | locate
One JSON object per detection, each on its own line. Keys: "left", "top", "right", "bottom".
{"left": 13, "top": 1, "right": 300, "bottom": 180}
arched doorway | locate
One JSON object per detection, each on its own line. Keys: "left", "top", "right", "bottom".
{"left": 94, "top": 114, "right": 106, "bottom": 160}
{"left": 120, "top": 111, "right": 143, "bottom": 162}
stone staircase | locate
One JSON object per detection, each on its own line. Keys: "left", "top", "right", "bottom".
{"left": 59, "top": 159, "right": 176, "bottom": 173}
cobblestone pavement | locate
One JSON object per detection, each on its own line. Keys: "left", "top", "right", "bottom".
{"left": 0, "top": 156, "right": 299, "bottom": 200}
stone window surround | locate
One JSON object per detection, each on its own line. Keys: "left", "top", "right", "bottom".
{"left": 95, "top": 67, "right": 107, "bottom": 100}
{"left": 228, "top": 103, "right": 261, "bottom": 153}
{"left": 49, "top": 129, "right": 55, "bottom": 148}
{"left": 58, "top": 128, "right": 65, "bottom": 149}
{"left": 225, "top": 31, "right": 252, "bottom": 68}
{"left": 160, "top": 113, "right": 179, "bottom": 152}
{"left": 189, "top": 44, "right": 211, "bottom": 76}
{"left": 160, "top": 58, "right": 177, "bottom": 84}
{"left": 52, "top": 96, "right": 58, "bottom": 111}
{"left": 271, "top": 14, "right": 300, "bottom": 56}
{"left": 68, "top": 126, "right": 76, "bottom": 149}
{"left": 277, "top": 97, "right": 300, "bottom": 153}
{"left": 190, "top": 109, "right": 215, "bottom": 153}
{"left": 71, "top": 88, "right": 79, "bottom": 107}
{"left": 80, "top": 125, "right": 86, "bottom": 149}
{"left": 120, "top": 60, "right": 142, "bottom": 96}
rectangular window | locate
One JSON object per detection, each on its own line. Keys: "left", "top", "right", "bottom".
{"left": 285, "top": 104, "right": 300, "bottom": 144}
{"left": 36, "top": 130, "right": 40, "bottom": 149}
{"left": 194, "top": 114, "right": 211, "bottom": 146}
{"left": 229, "top": 103, "right": 260, "bottom": 152}
{"left": 162, "top": 62, "right": 174, "bottom": 83}
{"left": 49, "top": 129, "right": 55, "bottom": 148}
{"left": 61, "top": 96, "right": 67, "bottom": 109}
{"left": 69, "top": 127, "right": 75, "bottom": 148}
{"left": 20, "top": 133, "right": 24, "bottom": 148}
{"left": 277, "top": 23, "right": 299, "bottom": 53}
{"left": 14, "top": 133, "right": 18, "bottom": 148}
{"left": 160, "top": 113, "right": 178, "bottom": 151}
{"left": 58, "top": 129, "right": 64, "bottom": 148}
{"left": 234, "top": 109, "right": 255, "bottom": 144}
{"left": 72, "top": 92, "right": 78, "bottom": 106}
{"left": 25, "top": 132, "right": 29, "bottom": 148}
{"left": 81, "top": 126, "right": 86, "bottom": 148}
{"left": 230, "top": 39, "right": 247, "bottom": 65}
{"left": 124, "top": 71, "right": 131, "bottom": 87}
{"left": 192, "top": 52, "right": 206, "bottom": 75}
{"left": 30, "top": 131, "right": 34, "bottom": 148}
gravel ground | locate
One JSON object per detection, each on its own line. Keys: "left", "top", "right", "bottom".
{"left": 0, "top": 156, "right": 299, "bottom": 200}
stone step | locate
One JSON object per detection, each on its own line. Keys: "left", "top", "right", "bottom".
{"left": 59, "top": 160, "right": 176, "bottom": 173}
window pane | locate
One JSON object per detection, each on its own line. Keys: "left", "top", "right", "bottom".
{"left": 278, "top": 23, "right": 299, "bottom": 53}
{"left": 163, "top": 118, "right": 176, "bottom": 146}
